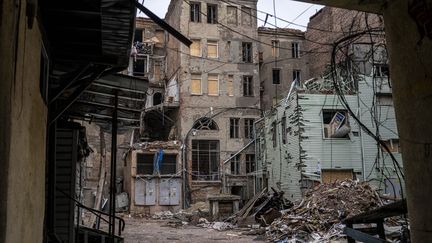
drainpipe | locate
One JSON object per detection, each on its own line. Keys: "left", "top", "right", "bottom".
{"left": 357, "top": 95, "right": 366, "bottom": 181}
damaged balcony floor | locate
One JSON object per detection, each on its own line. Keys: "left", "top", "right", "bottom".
{"left": 122, "top": 216, "right": 266, "bottom": 243}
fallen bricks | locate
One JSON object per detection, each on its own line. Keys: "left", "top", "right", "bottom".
{"left": 266, "top": 179, "right": 384, "bottom": 242}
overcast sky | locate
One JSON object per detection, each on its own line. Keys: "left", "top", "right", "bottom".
{"left": 139, "top": 0, "right": 323, "bottom": 31}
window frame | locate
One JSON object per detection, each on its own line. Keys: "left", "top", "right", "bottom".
{"left": 292, "top": 69, "right": 301, "bottom": 82}
{"left": 133, "top": 58, "right": 147, "bottom": 76}
{"left": 242, "top": 42, "right": 253, "bottom": 63}
{"left": 272, "top": 68, "right": 281, "bottom": 85}
{"left": 322, "top": 109, "right": 350, "bottom": 139}
{"left": 292, "top": 42, "right": 300, "bottom": 58}
{"left": 246, "top": 154, "right": 255, "bottom": 174}
{"left": 230, "top": 154, "right": 241, "bottom": 175}
{"left": 241, "top": 6, "right": 252, "bottom": 25}
{"left": 230, "top": 118, "right": 240, "bottom": 138}
{"left": 243, "top": 75, "right": 253, "bottom": 97}
{"left": 244, "top": 118, "right": 254, "bottom": 139}
{"left": 191, "top": 140, "right": 220, "bottom": 181}
{"left": 207, "top": 4, "right": 218, "bottom": 24}
{"left": 190, "top": 2, "right": 201, "bottom": 23}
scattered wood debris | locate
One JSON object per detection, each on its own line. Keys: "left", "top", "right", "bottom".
{"left": 266, "top": 179, "right": 383, "bottom": 242}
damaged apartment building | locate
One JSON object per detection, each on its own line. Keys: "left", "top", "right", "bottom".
{"left": 122, "top": 17, "right": 184, "bottom": 214}
{"left": 165, "top": 0, "right": 262, "bottom": 205}
{"left": 255, "top": 8, "right": 403, "bottom": 201}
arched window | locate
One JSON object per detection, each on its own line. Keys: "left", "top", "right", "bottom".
{"left": 192, "top": 117, "right": 219, "bottom": 130}
{"left": 153, "top": 92, "right": 162, "bottom": 106}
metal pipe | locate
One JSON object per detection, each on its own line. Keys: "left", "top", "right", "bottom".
{"left": 109, "top": 91, "right": 118, "bottom": 239}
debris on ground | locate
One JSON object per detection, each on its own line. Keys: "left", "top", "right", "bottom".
{"left": 266, "top": 179, "right": 383, "bottom": 242}
{"left": 227, "top": 187, "right": 293, "bottom": 227}
{"left": 196, "top": 218, "right": 236, "bottom": 231}
{"left": 151, "top": 210, "right": 174, "bottom": 220}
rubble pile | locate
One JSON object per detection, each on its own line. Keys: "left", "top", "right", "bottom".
{"left": 267, "top": 179, "right": 383, "bottom": 242}
{"left": 228, "top": 187, "right": 293, "bottom": 227}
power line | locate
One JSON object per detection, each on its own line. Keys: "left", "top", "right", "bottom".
{"left": 183, "top": 0, "right": 334, "bottom": 53}
{"left": 284, "top": 4, "right": 315, "bottom": 28}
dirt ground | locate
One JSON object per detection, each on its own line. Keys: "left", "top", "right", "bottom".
{"left": 122, "top": 216, "right": 266, "bottom": 243}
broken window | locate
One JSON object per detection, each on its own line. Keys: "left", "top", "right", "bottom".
{"left": 134, "top": 29, "right": 143, "bottom": 43}
{"left": 246, "top": 154, "right": 255, "bottom": 173}
{"left": 243, "top": 76, "right": 253, "bottom": 96}
{"left": 193, "top": 117, "right": 219, "bottom": 130}
{"left": 207, "top": 4, "right": 217, "bottom": 24}
{"left": 230, "top": 118, "right": 240, "bottom": 138}
{"left": 191, "top": 74, "right": 202, "bottom": 95}
{"left": 272, "top": 69, "right": 280, "bottom": 84}
{"left": 241, "top": 6, "right": 252, "bottom": 25}
{"left": 190, "top": 39, "right": 201, "bottom": 57}
{"left": 322, "top": 110, "right": 350, "bottom": 138}
{"left": 133, "top": 58, "right": 147, "bottom": 76}
{"left": 207, "top": 40, "right": 218, "bottom": 58}
{"left": 136, "top": 153, "right": 154, "bottom": 175}
{"left": 227, "top": 6, "right": 238, "bottom": 25}
{"left": 374, "top": 64, "right": 389, "bottom": 77}
{"left": 292, "top": 42, "right": 300, "bottom": 58}
{"left": 292, "top": 69, "right": 301, "bottom": 82}
{"left": 281, "top": 116, "right": 287, "bottom": 144}
{"left": 208, "top": 74, "right": 219, "bottom": 95}
{"left": 381, "top": 139, "right": 401, "bottom": 153}
{"left": 230, "top": 154, "right": 241, "bottom": 175}
{"left": 272, "top": 40, "right": 280, "bottom": 57}
{"left": 227, "top": 75, "right": 234, "bottom": 96}
{"left": 242, "top": 42, "right": 253, "bottom": 63}
{"left": 137, "top": 153, "right": 176, "bottom": 175}
{"left": 244, "top": 118, "right": 254, "bottom": 139}
{"left": 190, "top": 2, "right": 201, "bottom": 22}
{"left": 192, "top": 140, "right": 220, "bottom": 180}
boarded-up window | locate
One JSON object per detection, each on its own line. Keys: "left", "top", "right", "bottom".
{"left": 190, "top": 40, "right": 201, "bottom": 57}
{"left": 227, "top": 6, "right": 238, "bottom": 25}
{"left": 154, "top": 62, "right": 161, "bottom": 81}
{"left": 241, "top": 6, "right": 252, "bottom": 25}
{"left": 207, "top": 40, "right": 218, "bottom": 58}
{"left": 191, "top": 74, "right": 202, "bottom": 95}
{"left": 208, "top": 74, "right": 219, "bottom": 95}
{"left": 272, "top": 40, "right": 279, "bottom": 57}
{"left": 322, "top": 169, "right": 353, "bottom": 183}
{"left": 155, "top": 30, "right": 165, "bottom": 44}
{"left": 227, "top": 75, "right": 234, "bottom": 96}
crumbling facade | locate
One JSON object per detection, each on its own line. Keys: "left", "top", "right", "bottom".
{"left": 258, "top": 27, "right": 308, "bottom": 111}
{"left": 165, "top": 0, "right": 261, "bottom": 204}
{"left": 256, "top": 44, "right": 403, "bottom": 201}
